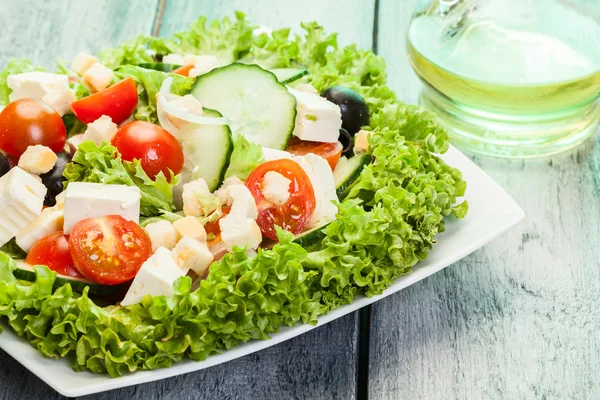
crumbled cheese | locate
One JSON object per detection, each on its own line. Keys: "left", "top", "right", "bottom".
{"left": 18, "top": 145, "right": 57, "bottom": 175}
{"left": 262, "top": 171, "right": 291, "bottom": 206}
{"left": 82, "top": 115, "right": 118, "bottom": 145}
{"left": 83, "top": 62, "right": 114, "bottom": 92}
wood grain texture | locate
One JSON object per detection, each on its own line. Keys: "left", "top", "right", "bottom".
{"left": 370, "top": 0, "right": 600, "bottom": 399}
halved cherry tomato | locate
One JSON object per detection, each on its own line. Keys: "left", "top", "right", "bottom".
{"left": 0, "top": 99, "right": 66, "bottom": 157}
{"left": 70, "top": 77, "right": 138, "bottom": 124}
{"left": 204, "top": 206, "right": 231, "bottom": 246}
{"left": 172, "top": 65, "right": 194, "bottom": 77}
{"left": 111, "top": 121, "right": 184, "bottom": 180}
{"left": 286, "top": 138, "right": 343, "bottom": 170}
{"left": 26, "top": 232, "right": 83, "bottom": 278}
{"left": 69, "top": 215, "right": 152, "bottom": 285}
{"left": 246, "top": 159, "right": 316, "bottom": 240}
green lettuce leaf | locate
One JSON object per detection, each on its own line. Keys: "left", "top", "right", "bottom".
{"left": 98, "top": 35, "right": 154, "bottom": 70}
{"left": 0, "top": 58, "right": 44, "bottom": 105}
{"left": 225, "top": 134, "right": 265, "bottom": 180}
{"left": 63, "top": 141, "right": 179, "bottom": 216}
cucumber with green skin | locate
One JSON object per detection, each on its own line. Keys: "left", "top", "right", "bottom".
{"left": 12, "top": 261, "right": 121, "bottom": 296}
{"left": 333, "top": 153, "right": 371, "bottom": 199}
{"left": 293, "top": 224, "right": 329, "bottom": 248}
{"left": 137, "top": 62, "right": 182, "bottom": 72}
{"left": 269, "top": 67, "right": 308, "bottom": 84}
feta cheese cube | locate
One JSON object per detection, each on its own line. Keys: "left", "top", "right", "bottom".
{"left": 0, "top": 167, "right": 47, "bottom": 247}
{"left": 42, "top": 87, "right": 76, "bottom": 116}
{"left": 216, "top": 183, "right": 258, "bottom": 219}
{"left": 82, "top": 115, "right": 118, "bottom": 145}
{"left": 354, "top": 130, "right": 373, "bottom": 154}
{"left": 121, "top": 247, "right": 188, "bottom": 307}
{"left": 182, "top": 178, "right": 211, "bottom": 217}
{"left": 15, "top": 207, "right": 64, "bottom": 252}
{"left": 145, "top": 220, "right": 180, "bottom": 252}
{"left": 63, "top": 183, "right": 141, "bottom": 234}
{"left": 172, "top": 236, "right": 214, "bottom": 276}
{"left": 55, "top": 191, "right": 67, "bottom": 208}
{"left": 82, "top": 62, "right": 114, "bottom": 92}
{"left": 294, "top": 154, "right": 338, "bottom": 228}
{"left": 293, "top": 83, "right": 319, "bottom": 95}
{"left": 262, "top": 147, "right": 292, "bottom": 162}
{"left": 162, "top": 54, "right": 186, "bottom": 65}
{"left": 262, "top": 171, "right": 291, "bottom": 206}
{"left": 219, "top": 214, "right": 262, "bottom": 252}
{"left": 70, "top": 53, "right": 99, "bottom": 75}
{"left": 7, "top": 72, "right": 74, "bottom": 116}
{"left": 18, "top": 145, "right": 57, "bottom": 175}
{"left": 188, "top": 55, "right": 220, "bottom": 78}
{"left": 287, "top": 87, "right": 342, "bottom": 143}
{"left": 172, "top": 216, "right": 207, "bottom": 243}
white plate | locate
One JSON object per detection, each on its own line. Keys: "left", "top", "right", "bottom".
{"left": 0, "top": 145, "right": 524, "bottom": 397}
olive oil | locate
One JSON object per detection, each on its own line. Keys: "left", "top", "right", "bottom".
{"left": 407, "top": 0, "right": 600, "bottom": 157}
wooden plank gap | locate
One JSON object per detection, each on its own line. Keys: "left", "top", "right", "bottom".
{"left": 357, "top": 306, "right": 372, "bottom": 400}
{"left": 152, "top": 0, "right": 168, "bottom": 37}
{"left": 372, "top": 0, "right": 380, "bottom": 54}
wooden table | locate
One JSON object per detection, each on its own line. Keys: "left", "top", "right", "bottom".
{"left": 1, "top": 1, "right": 598, "bottom": 399}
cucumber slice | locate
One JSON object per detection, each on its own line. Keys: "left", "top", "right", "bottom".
{"left": 269, "top": 67, "right": 308, "bottom": 84}
{"left": 293, "top": 224, "right": 329, "bottom": 248}
{"left": 137, "top": 62, "right": 182, "bottom": 72}
{"left": 190, "top": 63, "right": 296, "bottom": 150}
{"left": 333, "top": 153, "right": 371, "bottom": 199}
{"left": 178, "top": 108, "right": 233, "bottom": 191}
{"left": 13, "top": 261, "right": 120, "bottom": 296}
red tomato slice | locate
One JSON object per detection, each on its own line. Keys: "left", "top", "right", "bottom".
{"left": 111, "top": 120, "right": 184, "bottom": 180}
{"left": 68, "top": 215, "right": 152, "bottom": 285}
{"left": 204, "top": 206, "right": 231, "bottom": 246}
{"left": 0, "top": 99, "right": 66, "bottom": 157}
{"left": 172, "top": 65, "right": 194, "bottom": 77}
{"left": 246, "top": 159, "right": 316, "bottom": 240}
{"left": 26, "top": 232, "right": 83, "bottom": 278}
{"left": 286, "top": 138, "right": 343, "bottom": 170}
{"left": 70, "top": 77, "right": 138, "bottom": 124}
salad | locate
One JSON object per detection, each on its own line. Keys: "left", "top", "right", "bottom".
{"left": 0, "top": 12, "right": 467, "bottom": 377}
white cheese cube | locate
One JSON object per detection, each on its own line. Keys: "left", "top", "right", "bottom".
{"left": 294, "top": 154, "right": 338, "bottom": 228}
{"left": 82, "top": 62, "right": 114, "bottom": 92}
{"left": 0, "top": 167, "right": 47, "bottom": 247}
{"left": 219, "top": 214, "right": 262, "bottom": 252}
{"left": 262, "top": 147, "right": 292, "bottom": 161}
{"left": 173, "top": 216, "right": 207, "bottom": 243}
{"left": 67, "top": 134, "right": 86, "bottom": 153}
{"left": 162, "top": 54, "right": 186, "bottom": 65}
{"left": 70, "top": 53, "right": 99, "bottom": 75}
{"left": 42, "top": 87, "right": 76, "bottom": 116}
{"left": 15, "top": 207, "right": 64, "bottom": 252}
{"left": 7, "top": 71, "right": 74, "bottom": 115}
{"left": 18, "top": 145, "right": 57, "bottom": 175}
{"left": 182, "top": 178, "right": 211, "bottom": 217}
{"left": 145, "top": 220, "right": 180, "bottom": 252}
{"left": 121, "top": 247, "right": 188, "bottom": 307}
{"left": 216, "top": 184, "right": 258, "bottom": 219}
{"left": 63, "top": 182, "right": 141, "bottom": 234}
{"left": 55, "top": 191, "right": 67, "bottom": 208}
{"left": 82, "top": 115, "right": 118, "bottom": 145}
{"left": 288, "top": 87, "right": 342, "bottom": 143}
{"left": 262, "top": 171, "right": 291, "bottom": 206}
{"left": 354, "top": 130, "right": 373, "bottom": 154}
{"left": 188, "top": 55, "right": 219, "bottom": 78}
{"left": 172, "top": 236, "right": 214, "bottom": 276}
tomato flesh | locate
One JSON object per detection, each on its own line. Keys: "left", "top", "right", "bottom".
{"left": 286, "top": 138, "right": 343, "bottom": 170}
{"left": 172, "top": 65, "right": 194, "bottom": 77}
{"left": 71, "top": 77, "right": 138, "bottom": 124}
{"left": 26, "top": 232, "right": 82, "bottom": 278}
{"left": 246, "top": 159, "right": 316, "bottom": 240}
{"left": 68, "top": 215, "right": 152, "bottom": 285}
{"left": 111, "top": 120, "right": 184, "bottom": 180}
{"left": 0, "top": 99, "right": 66, "bottom": 157}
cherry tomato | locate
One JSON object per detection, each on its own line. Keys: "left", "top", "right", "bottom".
{"left": 70, "top": 77, "right": 138, "bottom": 124}
{"left": 286, "top": 138, "right": 343, "bottom": 170}
{"left": 0, "top": 99, "right": 66, "bottom": 157}
{"left": 172, "top": 65, "right": 194, "bottom": 77}
{"left": 111, "top": 121, "right": 184, "bottom": 180}
{"left": 204, "top": 206, "right": 231, "bottom": 246}
{"left": 246, "top": 159, "right": 316, "bottom": 240}
{"left": 69, "top": 215, "right": 152, "bottom": 285}
{"left": 26, "top": 232, "right": 83, "bottom": 278}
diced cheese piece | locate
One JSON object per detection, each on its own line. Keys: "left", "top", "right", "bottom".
{"left": 42, "top": 87, "right": 76, "bottom": 116}
{"left": 262, "top": 171, "right": 291, "bottom": 206}
{"left": 293, "top": 83, "right": 319, "bottom": 94}
{"left": 354, "top": 130, "right": 373, "bottom": 154}
{"left": 294, "top": 154, "right": 338, "bottom": 228}
{"left": 70, "top": 53, "right": 99, "bottom": 75}
{"left": 82, "top": 115, "right": 118, "bottom": 145}
{"left": 145, "top": 220, "right": 180, "bottom": 252}
{"left": 219, "top": 214, "right": 262, "bottom": 252}
{"left": 216, "top": 184, "right": 258, "bottom": 219}
{"left": 82, "top": 62, "right": 114, "bottom": 92}
{"left": 18, "top": 145, "right": 57, "bottom": 175}
{"left": 7, "top": 72, "right": 74, "bottom": 116}
{"left": 262, "top": 147, "right": 292, "bottom": 161}
{"left": 162, "top": 54, "right": 186, "bottom": 65}
{"left": 55, "top": 191, "right": 67, "bottom": 208}
{"left": 172, "top": 236, "right": 213, "bottom": 276}
{"left": 0, "top": 167, "right": 47, "bottom": 247}
{"left": 173, "top": 216, "right": 207, "bottom": 243}
{"left": 63, "top": 182, "right": 141, "bottom": 234}
{"left": 288, "top": 87, "right": 342, "bottom": 143}
{"left": 15, "top": 207, "right": 64, "bottom": 252}
{"left": 67, "top": 134, "right": 86, "bottom": 153}
{"left": 121, "top": 247, "right": 187, "bottom": 306}
{"left": 188, "top": 55, "right": 220, "bottom": 78}
{"left": 182, "top": 178, "right": 211, "bottom": 217}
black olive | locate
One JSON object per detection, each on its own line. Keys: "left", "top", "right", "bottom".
{"left": 338, "top": 128, "right": 354, "bottom": 158}
{"left": 0, "top": 153, "right": 10, "bottom": 178}
{"left": 40, "top": 152, "right": 72, "bottom": 207}
{"left": 321, "top": 86, "right": 370, "bottom": 135}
